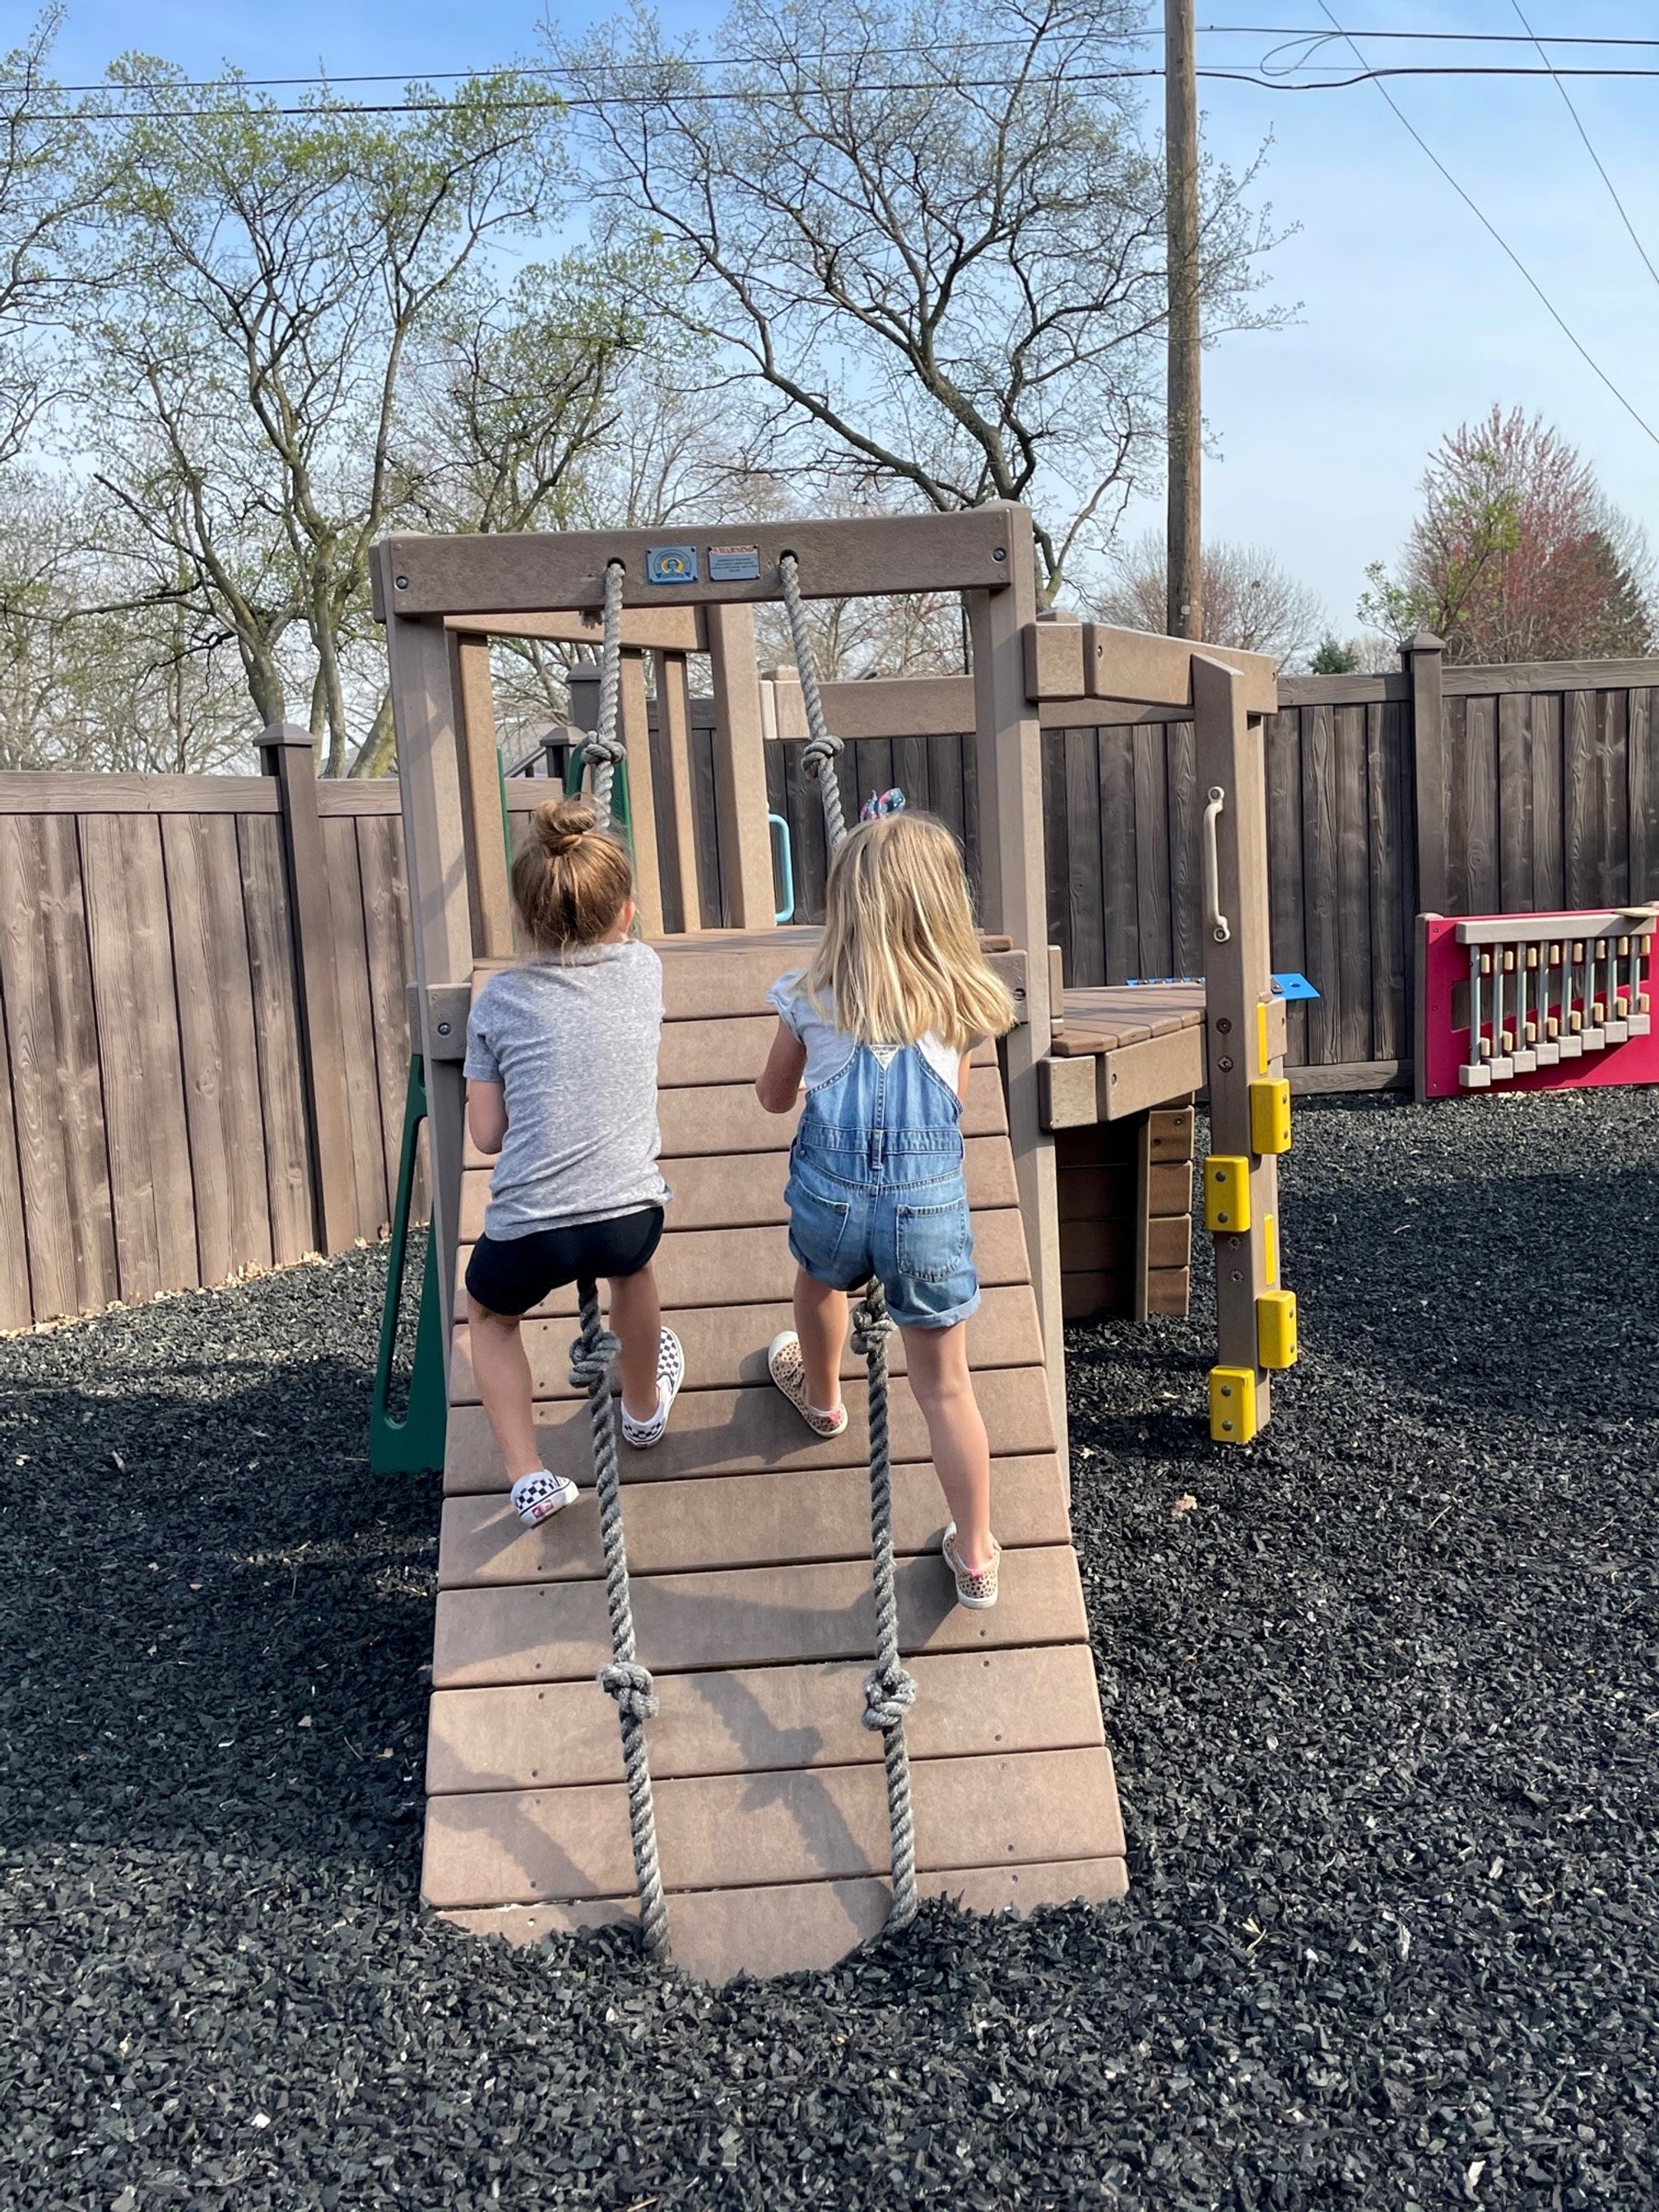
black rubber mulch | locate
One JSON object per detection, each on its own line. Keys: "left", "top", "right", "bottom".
{"left": 2, "top": 1090, "right": 1655, "bottom": 2210}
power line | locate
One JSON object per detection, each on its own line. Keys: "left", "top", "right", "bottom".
{"left": 32, "top": 62, "right": 1659, "bottom": 128}
{"left": 1315, "top": 3, "right": 1659, "bottom": 453}
{"left": 1508, "top": 0, "right": 1659, "bottom": 300}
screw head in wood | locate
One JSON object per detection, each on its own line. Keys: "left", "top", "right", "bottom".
{"left": 395, "top": 574, "right": 409, "bottom": 589}
{"left": 992, "top": 547, "right": 1006, "bottom": 561}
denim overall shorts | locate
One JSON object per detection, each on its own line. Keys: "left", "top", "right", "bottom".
{"left": 785, "top": 1041, "right": 980, "bottom": 1329}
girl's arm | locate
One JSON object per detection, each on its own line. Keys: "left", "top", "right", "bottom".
{"left": 467, "top": 1078, "right": 509, "bottom": 1155}
{"left": 755, "top": 1020, "right": 808, "bottom": 1113}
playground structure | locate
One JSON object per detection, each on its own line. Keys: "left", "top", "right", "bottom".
{"left": 373, "top": 506, "right": 1294, "bottom": 1979}
{"left": 1416, "top": 905, "right": 1659, "bottom": 1100}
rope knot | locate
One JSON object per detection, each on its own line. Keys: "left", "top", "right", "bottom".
{"left": 583, "top": 728, "right": 626, "bottom": 770}
{"left": 852, "top": 1289, "right": 895, "bottom": 1358}
{"left": 801, "top": 728, "right": 843, "bottom": 784}
{"left": 568, "top": 1324, "right": 620, "bottom": 1393}
{"left": 862, "top": 1661, "right": 918, "bottom": 1734}
{"left": 599, "top": 1660, "right": 660, "bottom": 1723}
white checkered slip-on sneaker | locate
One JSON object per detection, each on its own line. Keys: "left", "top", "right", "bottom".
{"left": 766, "top": 1330, "right": 848, "bottom": 1438}
{"left": 510, "top": 1469, "right": 579, "bottom": 1527}
{"left": 620, "top": 1327, "right": 685, "bottom": 1450}
{"left": 941, "top": 1522, "right": 1001, "bottom": 1610}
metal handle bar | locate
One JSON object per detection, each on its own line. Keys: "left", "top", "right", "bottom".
{"left": 1202, "top": 784, "right": 1231, "bottom": 945}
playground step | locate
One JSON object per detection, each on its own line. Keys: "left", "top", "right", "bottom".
{"left": 442, "top": 1856, "right": 1129, "bottom": 1984}
{"left": 423, "top": 1744, "right": 1122, "bottom": 1909}
{"left": 459, "top": 1131, "right": 1018, "bottom": 1240}
{"left": 432, "top": 1544, "right": 1086, "bottom": 1688}
{"left": 448, "top": 1283, "right": 1043, "bottom": 1401}
{"left": 443, "top": 1364, "right": 1056, "bottom": 1491}
{"left": 425, "top": 1642, "right": 1101, "bottom": 1793}
{"left": 438, "top": 1453, "right": 1068, "bottom": 1587}
{"left": 452, "top": 1207, "right": 1033, "bottom": 1322}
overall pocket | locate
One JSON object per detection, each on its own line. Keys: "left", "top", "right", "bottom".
{"left": 894, "top": 1192, "right": 973, "bottom": 1284}
{"left": 785, "top": 1158, "right": 854, "bottom": 1276}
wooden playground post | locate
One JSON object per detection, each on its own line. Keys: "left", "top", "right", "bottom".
{"left": 448, "top": 632, "right": 515, "bottom": 963}
{"left": 705, "top": 602, "right": 777, "bottom": 929}
{"left": 653, "top": 650, "right": 704, "bottom": 932}
{"left": 969, "top": 508, "right": 1066, "bottom": 1466}
{"left": 375, "top": 547, "right": 473, "bottom": 1341}
{"left": 1193, "top": 654, "right": 1290, "bottom": 1442}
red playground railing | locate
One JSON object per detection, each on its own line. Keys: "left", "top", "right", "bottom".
{"left": 1416, "top": 907, "right": 1659, "bottom": 1100}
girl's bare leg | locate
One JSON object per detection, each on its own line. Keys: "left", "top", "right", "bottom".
{"left": 903, "top": 1321, "right": 994, "bottom": 1572}
{"left": 466, "top": 1298, "right": 541, "bottom": 1481}
{"left": 793, "top": 1268, "right": 849, "bottom": 1414}
{"left": 608, "top": 1263, "right": 664, "bottom": 1423}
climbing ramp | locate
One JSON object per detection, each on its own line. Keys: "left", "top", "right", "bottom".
{"left": 421, "top": 927, "right": 1125, "bottom": 1982}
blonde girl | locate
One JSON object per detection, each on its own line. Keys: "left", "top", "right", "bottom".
{"left": 463, "top": 798, "right": 683, "bottom": 1527}
{"left": 755, "top": 812, "right": 1015, "bottom": 1607}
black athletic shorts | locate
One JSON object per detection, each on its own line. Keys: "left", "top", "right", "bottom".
{"left": 463, "top": 1206, "right": 665, "bottom": 1318}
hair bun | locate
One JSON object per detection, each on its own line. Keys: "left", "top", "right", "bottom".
{"left": 533, "top": 797, "right": 596, "bottom": 858}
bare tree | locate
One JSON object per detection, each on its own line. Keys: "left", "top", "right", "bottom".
{"left": 78, "top": 65, "right": 566, "bottom": 773}
{"left": 558, "top": 0, "right": 1282, "bottom": 604}
{"left": 0, "top": 12, "right": 92, "bottom": 467}
{"left": 1094, "top": 530, "right": 1326, "bottom": 665}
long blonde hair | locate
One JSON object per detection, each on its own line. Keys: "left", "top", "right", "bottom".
{"left": 802, "top": 812, "right": 1015, "bottom": 1051}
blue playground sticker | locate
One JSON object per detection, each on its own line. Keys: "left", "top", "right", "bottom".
{"left": 645, "top": 545, "right": 699, "bottom": 586}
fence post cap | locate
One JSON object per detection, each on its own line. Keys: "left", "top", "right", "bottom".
{"left": 1404, "top": 628, "right": 1444, "bottom": 655}
{"left": 256, "top": 722, "right": 321, "bottom": 754}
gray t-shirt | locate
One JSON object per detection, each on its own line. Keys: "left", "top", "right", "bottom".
{"left": 464, "top": 944, "right": 669, "bottom": 1240}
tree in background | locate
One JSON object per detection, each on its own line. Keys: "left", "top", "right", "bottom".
{"left": 0, "top": 12, "right": 90, "bottom": 467}
{"left": 79, "top": 63, "right": 572, "bottom": 773}
{"left": 1308, "top": 634, "right": 1362, "bottom": 673}
{"left": 1094, "top": 531, "right": 1325, "bottom": 665}
{"left": 559, "top": 0, "right": 1282, "bottom": 605}
{"left": 1360, "top": 407, "right": 1654, "bottom": 662}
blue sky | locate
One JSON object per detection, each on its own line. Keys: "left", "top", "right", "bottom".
{"left": 47, "top": 2, "right": 1659, "bottom": 641}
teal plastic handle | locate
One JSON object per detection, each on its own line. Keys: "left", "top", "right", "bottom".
{"left": 769, "top": 812, "right": 795, "bottom": 923}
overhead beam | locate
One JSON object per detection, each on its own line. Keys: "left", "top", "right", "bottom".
{"left": 375, "top": 510, "right": 1020, "bottom": 619}
{"left": 443, "top": 606, "right": 704, "bottom": 651}
{"left": 1021, "top": 621, "right": 1278, "bottom": 717}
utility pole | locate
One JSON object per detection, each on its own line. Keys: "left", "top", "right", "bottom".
{"left": 1165, "top": 0, "right": 1201, "bottom": 640}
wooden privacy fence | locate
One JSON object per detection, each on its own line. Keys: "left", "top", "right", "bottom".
{"left": 0, "top": 736, "right": 419, "bottom": 1332}
{"left": 713, "top": 638, "right": 1657, "bottom": 1089}
{"left": 4, "top": 642, "right": 1655, "bottom": 1329}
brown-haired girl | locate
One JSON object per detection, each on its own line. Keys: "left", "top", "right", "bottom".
{"left": 463, "top": 797, "right": 683, "bottom": 1526}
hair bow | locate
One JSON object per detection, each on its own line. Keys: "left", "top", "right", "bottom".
{"left": 860, "top": 787, "right": 907, "bottom": 821}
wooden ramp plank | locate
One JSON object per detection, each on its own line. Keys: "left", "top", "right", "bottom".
{"left": 433, "top": 1544, "right": 1086, "bottom": 1689}
{"left": 459, "top": 1062, "right": 1006, "bottom": 1172}
{"left": 444, "top": 1364, "right": 1056, "bottom": 1491}
{"left": 423, "top": 1745, "right": 1123, "bottom": 1908}
{"left": 426, "top": 1643, "right": 1104, "bottom": 1793}
{"left": 448, "top": 1282, "right": 1043, "bottom": 1402}
{"left": 453, "top": 1208, "right": 1032, "bottom": 1323}
{"left": 439, "top": 1453, "right": 1068, "bottom": 1588}
{"left": 460, "top": 1132, "right": 1018, "bottom": 1238}
{"left": 441, "top": 1854, "right": 1130, "bottom": 1982}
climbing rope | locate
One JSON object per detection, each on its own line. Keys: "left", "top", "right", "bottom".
{"left": 780, "top": 551, "right": 920, "bottom": 1931}
{"left": 573, "top": 1278, "right": 671, "bottom": 1962}
{"left": 778, "top": 552, "right": 848, "bottom": 850}
{"left": 584, "top": 559, "right": 628, "bottom": 829}
{"left": 568, "top": 558, "right": 671, "bottom": 1960}
{"left": 853, "top": 1289, "right": 920, "bottom": 1924}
